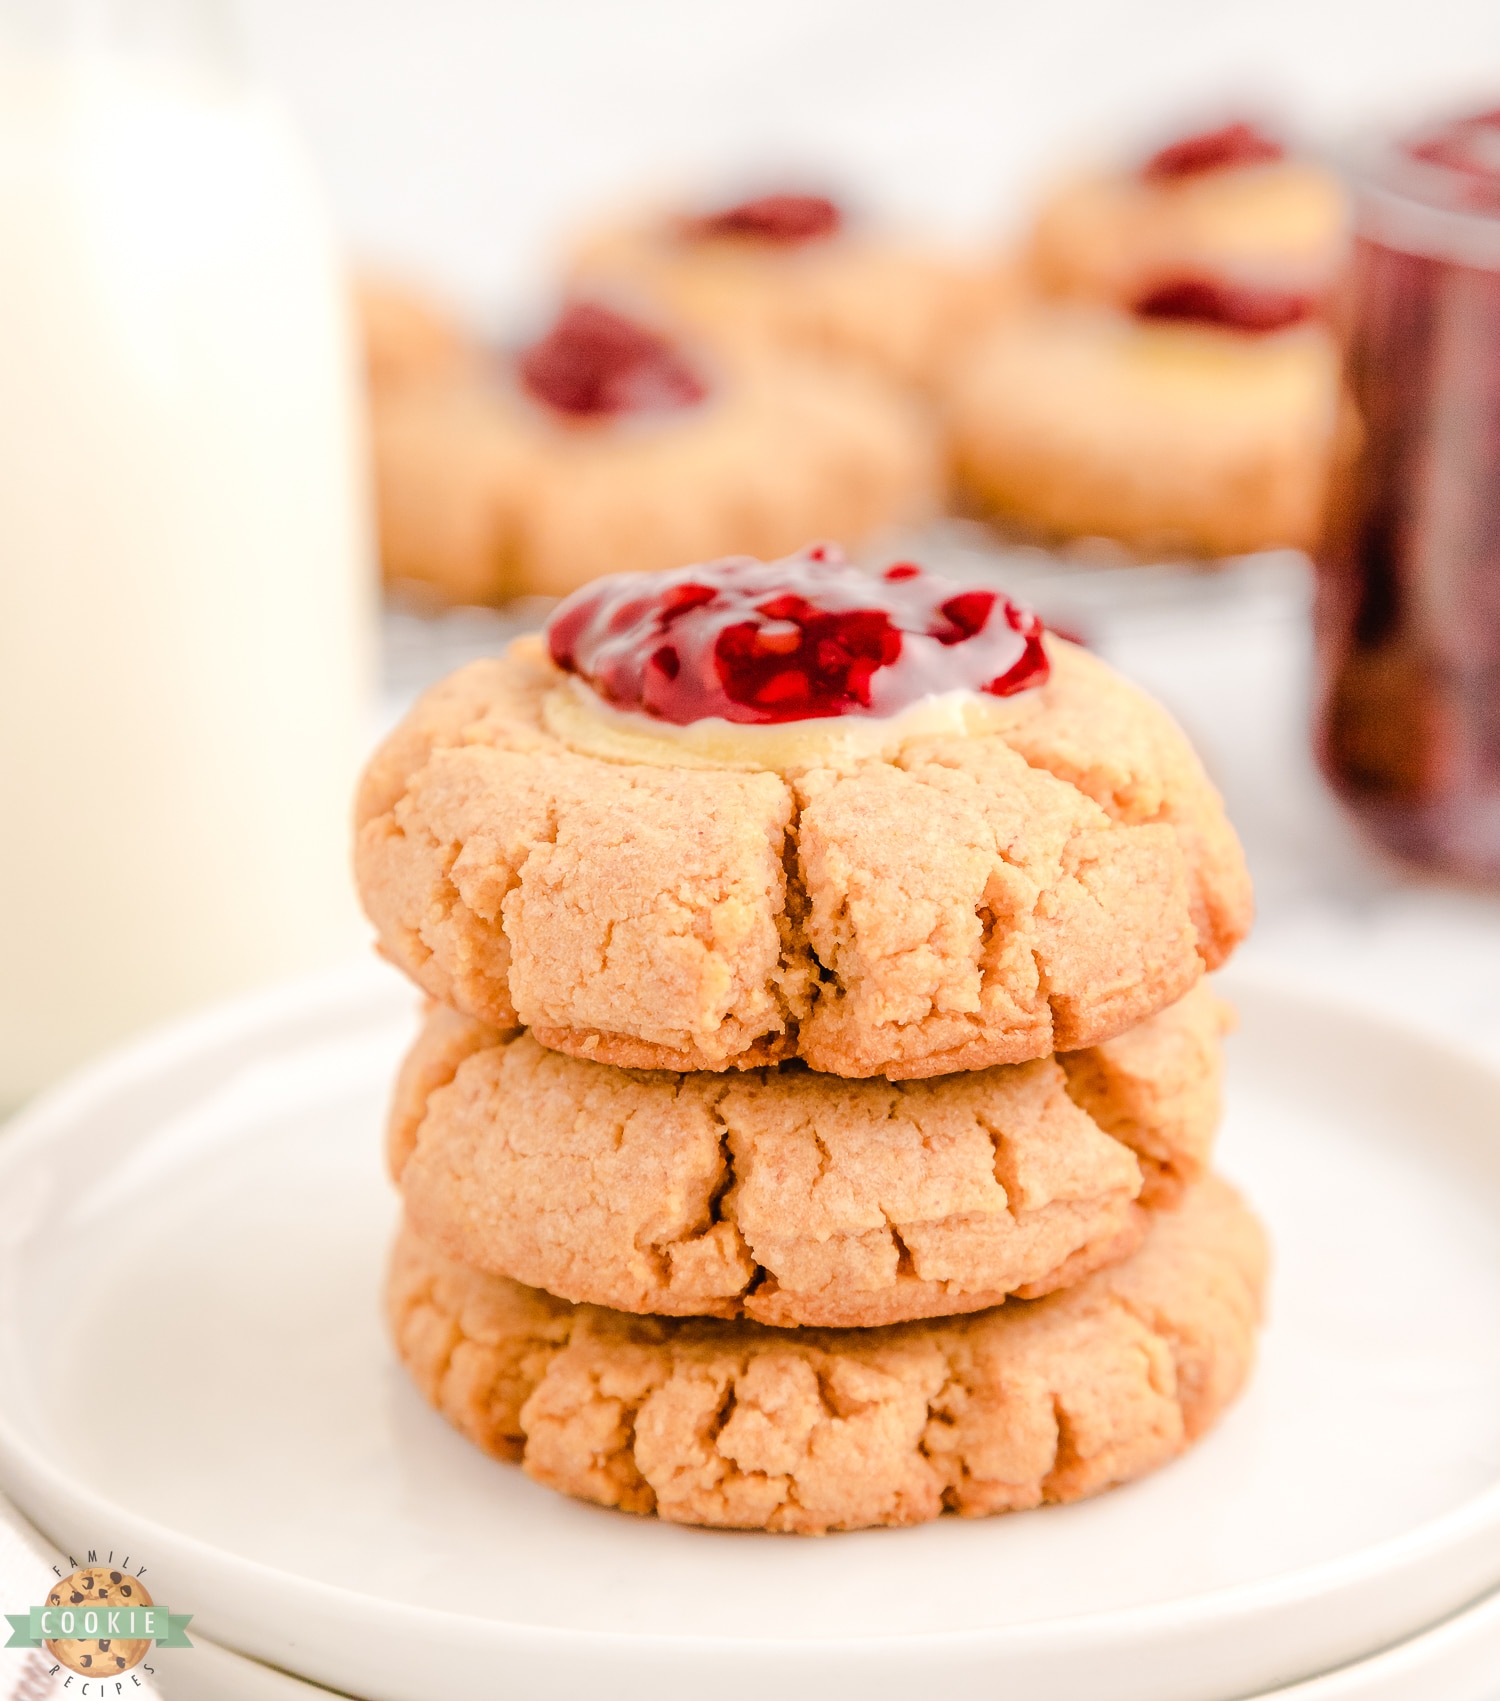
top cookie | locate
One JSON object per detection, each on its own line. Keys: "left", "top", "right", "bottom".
{"left": 356, "top": 553, "right": 1251, "bottom": 1078}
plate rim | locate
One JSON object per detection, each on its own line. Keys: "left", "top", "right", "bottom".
{"left": 2, "top": 960, "right": 1500, "bottom": 1671}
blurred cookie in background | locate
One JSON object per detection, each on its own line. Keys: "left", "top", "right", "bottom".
{"left": 1026, "top": 119, "right": 1349, "bottom": 313}
{"left": 356, "top": 274, "right": 521, "bottom": 606}
{"left": 356, "top": 274, "right": 476, "bottom": 396}
{"left": 569, "top": 189, "right": 1008, "bottom": 393}
{"left": 945, "top": 302, "right": 1344, "bottom": 558}
{"left": 358, "top": 288, "right": 942, "bottom": 605}
{"left": 368, "top": 372, "right": 529, "bottom": 607}
{"left": 945, "top": 120, "right": 1352, "bottom": 561}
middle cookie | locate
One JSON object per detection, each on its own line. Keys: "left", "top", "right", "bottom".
{"left": 390, "top": 984, "right": 1229, "bottom": 1329}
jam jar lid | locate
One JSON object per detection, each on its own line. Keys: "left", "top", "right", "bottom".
{"left": 1350, "top": 104, "right": 1500, "bottom": 269}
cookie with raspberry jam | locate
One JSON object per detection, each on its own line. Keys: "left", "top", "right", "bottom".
{"left": 569, "top": 190, "right": 1004, "bottom": 393}
{"left": 366, "top": 297, "right": 941, "bottom": 605}
{"left": 355, "top": 551, "right": 1251, "bottom": 1077}
{"left": 1026, "top": 120, "right": 1348, "bottom": 311}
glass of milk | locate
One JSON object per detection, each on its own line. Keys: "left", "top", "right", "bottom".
{"left": 0, "top": 0, "right": 376, "bottom": 1106}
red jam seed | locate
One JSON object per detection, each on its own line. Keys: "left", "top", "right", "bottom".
{"left": 1142, "top": 121, "right": 1285, "bottom": 182}
{"left": 546, "top": 549, "right": 1048, "bottom": 726}
{"left": 517, "top": 302, "right": 705, "bottom": 418}
{"left": 683, "top": 193, "right": 842, "bottom": 245}
{"left": 1133, "top": 275, "right": 1315, "bottom": 333}
{"left": 715, "top": 603, "right": 902, "bottom": 714}
{"left": 937, "top": 589, "right": 997, "bottom": 643}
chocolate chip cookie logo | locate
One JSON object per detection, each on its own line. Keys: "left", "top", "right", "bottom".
{"left": 5, "top": 1552, "right": 191, "bottom": 1692}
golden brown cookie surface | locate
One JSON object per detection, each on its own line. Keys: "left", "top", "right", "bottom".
{"left": 389, "top": 987, "right": 1229, "bottom": 1327}
{"left": 355, "top": 634, "right": 1250, "bottom": 1077}
{"left": 44, "top": 1568, "right": 153, "bottom": 1677}
{"left": 1059, "top": 976, "right": 1230, "bottom": 1208}
{"left": 388, "top": 1174, "right": 1266, "bottom": 1533}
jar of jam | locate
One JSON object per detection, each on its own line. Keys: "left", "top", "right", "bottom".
{"left": 1315, "top": 107, "right": 1500, "bottom": 877}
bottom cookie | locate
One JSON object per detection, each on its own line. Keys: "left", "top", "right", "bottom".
{"left": 388, "top": 1175, "right": 1266, "bottom": 1534}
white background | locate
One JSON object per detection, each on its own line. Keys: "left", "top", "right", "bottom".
{"left": 239, "top": 0, "right": 1500, "bottom": 324}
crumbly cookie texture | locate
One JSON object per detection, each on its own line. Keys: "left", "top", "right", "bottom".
{"left": 387, "top": 1173, "right": 1266, "bottom": 1533}
{"left": 366, "top": 329, "right": 940, "bottom": 605}
{"left": 1059, "top": 977, "right": 1231, "bottom": 1208}
{"left": 356, "top": 635, "right": 1250, "bottom": 1078}
{"left": 946, "top": 307, "right": 1342, "bottom": 557}
{"left": 388, "top": 986, "right": 1228, "bottom": 1327}
{"left": 570, "top": 218, "right": 1008, "bottom": 393}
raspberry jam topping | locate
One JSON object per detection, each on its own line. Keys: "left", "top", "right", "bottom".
{"left": 1143, "top": 121, "right": 1285, "bottom": 182}
{"left": 1133, "top": 275, "right": 1315, "bottom": 333}
{"left": 546, "top": 548, "right": 1049, "bottom": 726}
{"left": 517, "top": 302, "right": 706, "bottom": 418}
{"left": 683, "top": 193, "right": 842, "bottom": 245}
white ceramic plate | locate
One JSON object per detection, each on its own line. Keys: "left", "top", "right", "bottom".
{"left": 152, "top": 1587, "right": 1500, "bottom": 1701}
{"left": 152, "top": 1592, "right": 1500, "bottom": 1701}
{"left": 2, "top": 964, "right": 1500, "bottom": 1701}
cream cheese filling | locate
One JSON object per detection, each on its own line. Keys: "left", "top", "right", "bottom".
{"left": 542, "top": 669, "right": 1035, "bottom": 773}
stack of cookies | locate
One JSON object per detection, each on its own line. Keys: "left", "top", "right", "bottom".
{"left": 356, "top": 548, "right": 1267, "bottom": 1534}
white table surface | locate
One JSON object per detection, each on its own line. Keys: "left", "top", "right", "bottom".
{"left": 239, "top": 0, "right": 1500, "bottom": 330}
